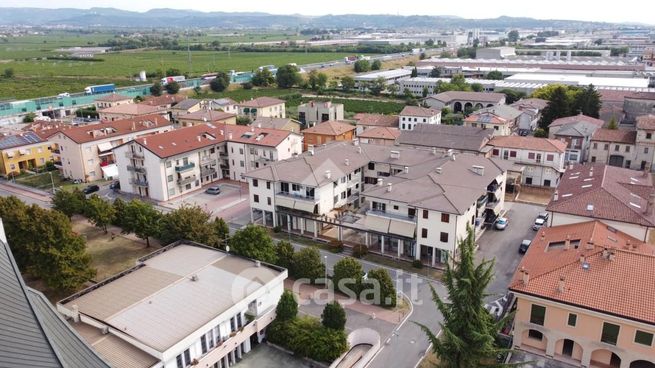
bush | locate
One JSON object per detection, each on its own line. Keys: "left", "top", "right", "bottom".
{"left": 268, "top": 316, "right": 348, "bottom": 363}
{"left": 329, "top": 239, "right": 344, "bottom": 253}
{"left": 321, "top": 301, "right": 346, "bottom": 330}
{"left": 332, "top": 257, "right": 363, "bottom": 296}
{"left": 276, "top": 290, "right": 298, "bottom": 321}
{"left": 165, "top": 81, "right": 180, "bottom": 94}
{"left": 272, "top": 225, "right": 282, "bottom": 233}
{"left": 276, "top": 240, "right": 295, "bottom": 270}
{"left": 412, "top": 259, "right": 424, "bottom": 269}
{"left": 363, "top": 268, "right": 397, "bottom": 308}
{"left": 242, "top": 82, "right": 253, "bottom": 90}
{"left": 353, "top": 244, "right": 368, "bottom": 258}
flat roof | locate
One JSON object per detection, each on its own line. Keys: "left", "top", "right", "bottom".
{"left": 354, "top": 69, "right": 412, "bottom": 81}
{"left": 505, "top": 73, "right": 650, "bottom": 88}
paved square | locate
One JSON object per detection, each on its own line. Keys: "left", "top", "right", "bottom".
{"left": 234, "top": 343, "right": 310, "bottom": 368}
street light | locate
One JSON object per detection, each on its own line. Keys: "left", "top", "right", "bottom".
{"left": 324, "top": 255, "right": 328, "bottom": 286}
{"left": 48, "top": 171, "right": 55, "bottom": 193}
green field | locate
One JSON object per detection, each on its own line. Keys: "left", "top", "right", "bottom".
{"left": 0, "top": 32, "right": 117, "bottom": 59}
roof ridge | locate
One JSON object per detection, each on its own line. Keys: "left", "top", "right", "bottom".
{"left": 513, "top": 247, "right": 604, "bottom": 288}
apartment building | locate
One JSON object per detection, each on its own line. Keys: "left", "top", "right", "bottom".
{"left": 238, "top": 97, "right": 286, "bottom": 119}
{"left": 487, "top": 136, "right": 567, "bottom": 187}
{"left": 0, "top": 132, "right": 55, "bottom": 177}
{"left": 139, "top": 94, "right": 188, "bottom": 109}
{"left": 353, "top": 113, "right": 399, "bottom": 135}
{"left": 398, "top": 124, "right": 493, "bottom": 155}
{"left": 302, "top": 120, "right": 356, "bottom": 151}
{"left": 399, "top": 106, "right": 441, "bottom": 131}
{"left": 509, "top": 221, "right": 655, "bottom": 368}
{"left": 297, "top": 101, "right": 344, "bottom": 128}
{"left": 94, "top": 94, "right": 132, "bottom": 109}
{"left": 511, "top": 98, "right": 548, "bottom": 133}
{"left": 114, "top": 123, "right": 302, "bottom": 201}
{"left": 357, "top": 127, "right": 400, "bottom": 145}
{"left": 463, "top": 105, "right": 523, "bottom": 136}
{"left": 589, "top": 115, "right": 655, "bottom": 171}
{"left": 48, "top": 115, "right": 173, "bottom": 182}
{"left": 549, "top": 114, "right": 605, "bottom": 163}
{"left": 176, "top": 110, "right": 237, "bottom": 128}
{"left": 208, "top": 98, "right": 239, "bottom": 115}
{"left": 424, "top": 91, "right": 506, "bottom": 112}
{"left": 99, "top": 103, "right": 168, "bottom": 121}
{"left": 58, "top": 242, "right": 286, "bottom": 368}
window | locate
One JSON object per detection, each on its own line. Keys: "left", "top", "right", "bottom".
{"left": 528, "top": 329, "right": 544, "bottom": 341}
{"left": 546, "top": 154, "right": 554, "bottom": 162}
{"left": 530, "top": 304, "right": 546, "bottom": 326}
{"left": 604, "top": 143, "right": 609, "bottom": 150}
{"left": 87, "top": 159, "right": 94, "bottom": 166}
{"left": 626, "top": 146, "right": 631, "bottom": 153}
{"left": 239, "top": 148, "right": 244, "bottom": 155}
{"left": 176, "top": 355, "right": 183, "bottom": 368}
{"left": 408, "top": 208, "right": 416, "bottom": 218}
{"left": 591, "top": 156, "right": 596, "bottom": 163}
{"left": 528, "top": 152, "right": 535, "bottom": 160}
{"left": 492, "top": 149, "right": 500, "bottom": 156}
{"left": 167, "top": 175, "right": 174, "bottom": 182}
{"left": 635, "top": 330, "right": 653, "bottom": 346}
{"left": 593, "top": 142, "right": 598, "bottom": 149}
{"left": 567, "top": 313, "right": 577, "bottom": 327}
{"left": 253, "top": 194, "right": 259, "bottom": 203}
{"left": 510, "top": 150, "right": 517, "bottom": 158}
{"left": 441, "top": 213, "right": 450, "bottom": 223}
{"left": 601, "top": 322, "right": 620, "bottom": 345}
{"left": 368, "top": 162, "right": 375, "bottom": 170}
{"left": 421, "top": 228, "right": 428, "bottom": 238}
{"left": 423, "top": 210, "right": 429, "bottom": 219}
{"left": 440, "top": 232, "right": 448, "bottom": 242}
{"left": 341, "top": 191, "right": 346, "bottom": 199}
{"left": 645, "top": 147, "right": 649, "bottom": 154}
{"left": 393, "top": 205, "right": 399, "bottom": 210}
{"left": 253, "top": 179, "right": 258, "bottom": 187}
{"left": 402, "top": 123, "right": 406, "bottom": 130}
{"left": 201, "top": 335, "right": 208, "bottom": 354}
{"left": 647, "top": 133, "right": 653, "bottom": 140}
{"left": 292, "top": 184, "right": 300, "bottom": 191}
{"left": 266, "top": 181, "right": 271, "bottom": 189}
{"left": 240, "top": 161, "right": 244, "bottom": 167}
{"left": 267, "top": 197, "right": 271, "bottom": 205}
{"left": 615, "top": 145, "right": 620, "bottom": 152}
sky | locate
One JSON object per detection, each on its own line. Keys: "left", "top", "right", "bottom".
{"left": 2, "top": 0, "right": 652, "bottom": 25}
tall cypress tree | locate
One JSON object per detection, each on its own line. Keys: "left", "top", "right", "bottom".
{"left": 539, "top": 85, "right": 570, "bottom": 130}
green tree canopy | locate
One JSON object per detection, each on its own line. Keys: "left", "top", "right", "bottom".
{"left": 212, "top": 217, "right": 230, "bottom": 248}
{"left": 371, "top": 60, "right": 382, "bottom": 70}
{"left": 471, "top": 83, "right": 483, "bottom": 92}
{"left": 229, "top": 224, "right": 276, "bottom": 263}
{"left": 252, "top": 68, "right": 275, "bottom": 87}
{"left": 368, "top": 76, "right": 387, "bottom": 96}
{"left": 276, "top": 240, "right": 295, "bottom": 270}
{"left": 52, "top": 188, "right": 86, "bottom": 218}
{"left": 364, "top": 268, "right": 397, "bottom": 307}
{"left": 411, "top": 67, "right": 418, "bottom": 78}
{"left": 539, "top": 85, "right": 572, "bottom": 130}
{"left": 485, "top": 70, "right": 504, "bottom": 80}
{"left": 209, "top": 72, "right": 230, "bottom": 92}
{"left": 332, "top": 257, "right": 363, "bottom": 296}
{"left": 572, "top": 84, "right": 601, "bottom": 118}
{"left": 84, "top": 195, "right": 115, "bottom": 234}
{"left": 507, "top": 30, "right": 519, "bottom": 42}
{"left": 165, "top": 81, "right": 180, "bottom": 94}
{"left": 429, "top": 67, "right": 442, "bottom": 78}
{"left": 159, "top": 204, "right": 216, "bottom": 245}
{"left": 122, "top": 199, "right": 161, "bottom": 247}
{"left": 341, "top": 76, "right": 355, "bottom": 92}
{"left": 498, "top": 89, "right": 526, "bottom": 104}
{"left": 292, "top": 247, "right": 325, "bottom": 283}
{"left": 149, "top": 81, "right": 163, "bottom": 96}
{"left": 354, "top": 60, "right": 370, "bottom": 73}
{"left": 422, "top": 86, "right": 430, "bottom": 98}
{"left": 276, "top": 65, "right": 302, "bottom": 89}
{"left": 321, "top": 301, "right": 346, "bottom": 330}
{"left": 276, "top": 290, "right": 298, "bottom": 321}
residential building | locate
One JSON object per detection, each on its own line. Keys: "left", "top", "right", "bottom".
{"left": 463, "top": 105, "right": 523, "bottom": 136}
{"left": 58, "top": 242, "right": 287, "bottom": 368}
{"left": 170, "top": 98, "right": 203, "bottom": 122}
{"left": 546, "top": 163, "right": 655, "bottom": 241}
{"left": 114, "top": 123, "right": 302, "bottom": 201}
{"left": 397, "top": 124, "right": 493, "bottom": 155}
{"left": 99, "top": 103, "right": 168, "bottom": 121}
{"left": 208, "top": 98, "right": 239, "bottom": 115}
{"left": 251, "top": 117, "right": 301, "bottom": 133}
{"left": 243, "top": 142, "right": 511, "bottom": 266}
{"left": 353, "top": 113, "right": 399, "bottom": 135}
{"left": 399, "top": 106, "right": 441, "bottom": 131}
{"left": 424, "top": 91, "right": 506, "bottom": 112}
{"left": 0, "top": 132, "right": 55, "bottom": 177}
{"left": 623, "top": 92, "right": 655, "bottom": 124}
{"left": 549, "top": 114, "right": 605, "bottom": 163}
{"left": 511, "top": 98, "right": 548, "bottom": 133}
{"left": 238, "top": 97, "right": 286, "bottom": 119}
{"left": 635, "top": 115, "right": 655, "bottom": 171}
{"left": 357, "top": 127, "right": 400, "bottom": 145}
{"left": 49, "top": 115, "right": 174, "bottom": 182}
{"left": 487, "top": 136, "right": 566, "bottom": 187}
{"left": 177, "top": 110, "right": 237, "bottom": 128}
{"left": 353, "top": 69, "right": 412, "bottom": 91}
{"left": 0, "top": 227, "right": 110, "bottom": 368}
{"left": 93, "top": 94, "right": 132, "bottom": 109}
{"left": 297, "top": 101, "right": 344, "bottom": 128}
{"left": 589, "top": 129, "right": 638, "bottom": 168}
{"left": 139, "top": 94, "right": 188, "bottom": 109}
{"left": 509, "top": 221, "right": 655, "bottom": 368}
{"left": 301, "top": 120, "right": 356, "bottom": 150}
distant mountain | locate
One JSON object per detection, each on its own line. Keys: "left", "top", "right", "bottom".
{"left": 0, "top": 7, "right": 618, "bottom": 29}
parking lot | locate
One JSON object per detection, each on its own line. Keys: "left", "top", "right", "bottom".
{"left": 476, "top": 202, "right": 546, "bottom": 301}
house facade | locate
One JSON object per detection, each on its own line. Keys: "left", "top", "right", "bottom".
{"left": 176, "top": 110, "right": 237, "bottom": 128}
{"left": 94, "top": 94, "right": 133, "bottom": 110}
{"left": 549, "top": 114, "right": 605, "bottom": 163}
{"left": 297, "top": 101, "right": 345, "bottom": 128}
{"left": 424, "top": 91, "right": 506, "bottom": 112}
{"left": 398, "top": 106, "right": 441, "bottom": 131}
{"left": 99, "top": 104, "right": 168, "bottom": 121}
{"left": 0, "top": 132, "right": 55, "bottom": 177}
{"left": 301, "top": 120, "right": 356, "bottom": 151}
{"left": 238, "top": 97, "right": 286, "bottom": 119}
{"left": 463, "top": 105, "right": 523, "bottom": 136}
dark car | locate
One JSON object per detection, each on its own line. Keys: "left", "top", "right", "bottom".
{"left": 109, "top": 181, "right": 120, "bottom": 190}
{"left": 519, "top": 239, "right": 532, "bottom": 254}
{"left": 82, "top": 184, "right": 100, "bottom": 195}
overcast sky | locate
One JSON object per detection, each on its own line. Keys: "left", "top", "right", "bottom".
{"left": 2, "top": 0, "right": 652, "bottom": 25}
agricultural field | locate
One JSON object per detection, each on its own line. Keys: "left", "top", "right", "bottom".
{"left": 0, "top": 32, "right": 117, "bottom": 60}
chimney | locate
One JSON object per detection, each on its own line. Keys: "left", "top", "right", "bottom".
{"left": 602, "top": 247, "right": 610, "bottom": 259}
{"left": 564, "top": 235, "right": 571, "bottom": 250}
{"left": 345, "top": 158, "right": 350, "bottom": 166}
{"left": 586, "top": 239, "right": 594, "bottom": 250}
{"left": 625, "top": 239, "right": 631, "bottom": 250}
{"left": 553, "top": 190, "right": 559, "bottom": 201}
{"left": 71, "top": 305, "right": 80, "bottom": 323}
{"left": 220, "top": 129, "right": 224, "bottom": 136}
{"left": 250, "top": 126, "right": 255, "bottom": 132}
{"left": 522, "top": 270, "right": 530, "bottom": 285}
{"left": 608, "top": 250, "right": 616, "bottom": 261}
{"left": 356, "top": 146, "right": 362, "bottom": 154}
{"left": 390, "top": 150, "right": 400, "bottom": 159}
{"left": 257, "top": 123, "right": 262, "bottom": 129}
{"left": 540, "top": 230, "right": 546, "bottom": 241}
{"left": 646, "top": 193, "right": 655, "bottom": 216}
{"left": 228, "top": 132, "right": 233, "bottom": 140}
{"left": 579, "top": 255, "right": 586, "bottom": 264}
{"left": 197, "top": 136, "right": 201, "bottom": 142}
{"left": 568, "top": 163, "right": 573, "bottom": 170}
{"left": 190, "top": 274, "right": 199, "bottom": 281}
{"left": 435, "top": 167, "right": 442, "bottom": 174}
{"left": 387, "top": 183, "right": 392, "bottom": 192}
{"left": 143, "top": 138, "right": 147, "bottom": 146}
{"left": 557, "top": 275, "right": 566, "bottom": 293}
{"left": 308, "top": 145, "right": 315, "bottom": 155}
{"left": 432, "top": 147, "right": 437, "bottom": 155}
{"left": 132, "top": 121, "right": 136, "bottom": 131}
{"left": 377, "top": 178, "right": 383, "bottom": 186}
{"left": 404, "top": 166, "right": 409, "bottom": 174}
{"left": 325, "top": 170, "right": 331, "bottom": 179}
{"left": 451, "top": 153, "right": 456, "bottom": 161}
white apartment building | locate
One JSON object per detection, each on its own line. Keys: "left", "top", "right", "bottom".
{"left": 58, "top": 242, "right": 287, "bottom": 368}
{"left": 297, "top": 101, "right": 345, "bottom": 128}
{"left": 237, "top": 97, "right": 286, "bottom": 119}
{"left": 487, "top": 136, "right": 567, "bottom": 187}
{"left": 398, "top": 106, "right": 441, "bottom": 131}
{"left": 114, "top": 123, "right": 302, "bottom": 201}
{"left": 48, "top": 115, "right": 173, "bottom": 182}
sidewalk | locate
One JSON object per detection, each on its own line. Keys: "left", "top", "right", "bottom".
{"left": 0, "top": 181, "right": 52, "bottom": 202}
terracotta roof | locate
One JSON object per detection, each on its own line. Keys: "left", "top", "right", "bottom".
{"left": 353, "top": 113, "right": 399, "bottom": 128}
{"left": 398, "top": 124, "right": 492, "bottom": 152}
{"left": 599, "top": 90, "right": 634, "bottom": 103}
{"left": 139, "top": 94, "right": 187, "bottom": 107}
{"left": 546, "top": 163, "right": 655, "bottom": 227}
{"left": 24, "top": 121, "right": 72, "bottom": 140}
{"left": 509, "top": 221, "right": 655, "bottom": 325}
{"left": 177, "top": 110, "right": 236, "bottom": 122}
{"left": 549, "top": 114, "right": 605, "bottom": 128}
{"left": 99, "top": 104, "right": 165, "bottom": 116}
{"left": 358, "top": 127, "right": 400, "bottom": 140}
{"left": 134, "top": 123, "right": 294, "bottom": 158}
{"left": 428, "top": 91, "right": 505, "bottom": 104}
{"left": 510, "top": 98, "right": 548, "bottom": 110}
{"left": 54, "top": 115, "right": 173, "bottom": 144}
{"left": 303, "top": 120, "right": 355, "bottom": 136}
{"left": 464, "top": 113, "right": 507, "bottom": 125}
{"left": 238, "top": 97, "right": 285, "bottom": 108}
{"left": 591, "top": 128, "right": 636, "bottom": 144}
{"left": 488, "top": 136, "right": 567, "bottom": 153}
{"left": 170, "top": 99, "right": 201, "bottom": 111}
{"left": 400, "top": 106, "right": 440, "bottom": 117}
{"left": 636, "top": 115, "right": 655, "bottom": 130}
{"left": 94, "top": 94, "right": 132, "bottom": 103}
{"left": 626, "top": 92, "right": 655, "bottom": 101}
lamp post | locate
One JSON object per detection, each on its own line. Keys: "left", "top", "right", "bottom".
{"left": 324, "top": 255, "right": 328, "bottom": 286}
{"left": 48, "top": 171, "right": 55, "bottom": 193}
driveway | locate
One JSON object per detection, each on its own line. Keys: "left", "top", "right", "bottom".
{"left": 509, "top": 350, "right": 577, "bottom": 368}
{"left": 234, "top": 343, "right": 310, "bottom": 368}
{"left": 476, "top": 202, "right": 545, "bottom": 302}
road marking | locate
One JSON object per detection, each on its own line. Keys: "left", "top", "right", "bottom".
{"left": 364, "top": 291, "right": 414, "bottom": 368}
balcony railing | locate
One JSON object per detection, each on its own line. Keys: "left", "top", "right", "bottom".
{"left": 276, "top": 191, "right": 318, "bottom": 203}
{"left": 200, "top": 156, "right": 215, "bottom": 164}
{"left": 200, "top": 167, "right": 217, "bottom": 177}
{"left": 126, "top": 165, "right": 146, "bottom": 173}
{"left": 125, "top": 151, "right": 144, "bottom": 159}
{"left": 177, "top": 175, "right": 197, "bottom": 186}
{"left": 130, "top": 178, "right": 148, "bottom": 187}
{"left": 367, "top": 209, "right": 416, "bottom": 222}
{"left": 175, "top": 162, "right": 195, "bottom": 173}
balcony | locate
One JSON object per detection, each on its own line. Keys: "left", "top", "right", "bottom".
{"left": 276, "top": 191, "right": 318, "bottom": 203}
{"left": 487, "top": 183, "right": 500, "bottom": 193}
{"left": 367, "top": 209, "right": 416, "bottom": 223}
{"left": 129, "top": 178, "right": 148, "bottom": 187}
{"left": 177, "top": 175, "right": 197, "bottom": 186}
{"left": 53, "top": 161, "right": 63, "bottom": 168}
{"left": 219, "top": 151, "right": 228, "bottom": 157}
{"left": 52, "top": 149, "right": 61, "bottom": 155}
{"left": 200, "top": 156, "right": 215, "bottom": 164}
{"left": 200, "top": 167, "right": 217, "bottom": 177}
{"left": 125, "top": 150, "right": 144, "bottom": 159}
{"left": 126, "top": 165, "right": 146, "bottom": 174}
{"left": 175, "top": 162, "right": 195, "bottom": 173}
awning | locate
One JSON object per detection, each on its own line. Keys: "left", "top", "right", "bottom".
{"left": 275, "top": 196, "right": 295, "bottom": 209}
{"left": 365, "top": 215, "right": 390, "bottom": 233}
{"left": 294, "top": 200, "right": 316, "bottom": 213}
{"left": 18, "top": 149, "right": 28, "bottom": 155}
{"left": 388, "top": 220, "right": 416, "bottom": 238}
{"left": 97, "top": 142, "right": 113, "bottom": 152}
{"left": 101, "top": 164, "right": 119, "bottom": 179}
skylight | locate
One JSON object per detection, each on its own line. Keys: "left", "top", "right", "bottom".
{"left": 630, "top": 202, "right": 642, "bottom": 209}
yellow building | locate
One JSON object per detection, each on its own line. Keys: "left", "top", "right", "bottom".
{"left": 0, "top": 132, "right": 55, "bottom": 177}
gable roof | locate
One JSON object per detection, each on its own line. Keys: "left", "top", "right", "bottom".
{"left": 238, "top": 96, "right": 285, "bottom": 108}
{"left": 636, "top": 115, "right": 655, "bottom": 131}
{"left": 591, "top": 128, "right": 637, "bottom": 144}
{"left": 428, "top": 91, "right": 506, "bottom": 104}
{"left": 358, "top": 127, "right": 400, "bottom": 140}
{"left": 510, "top": 98, "right": 548, "bottom": 110}
{"left": 509, "top": 221, "right": 655, "bottom": 325}
{"left": 397, "top": 124, "right": 492, "bottom": 152}
{"left": 170, "top": 98, "right": 201, "bottom": 111}
{"left": 94, "top": 94, "right": 131, "bottom": 103}
{"left": 139, "top": 94, "right": 187, "bottom": 107}
{"left": 353, "top": 113, "right": 399, "bottom": 128}
{"left": 550, "top": 114, "right": 605, "bottom": 128}
{"left": 177, "top": 110, "right": 235, "bottom": 122}
{"left": 471, "top": 104, "right": 522, "bottom": 120}
{"left": 488, "top": 136, "right": 567, "bottom": 153}
{"left": 553, "top": 121, "right": 601, "bottom": 138}
{"left": 546, "top": 163, "right": 655, "bottom": 227}
{"left": 400, "top": 105, "right": 441, "bottom": 117}
{"left": 303, "top": 120, "right": 356, "bottom": 136}
{"left": 626, "top": 92, "right": 655, "bottom": 101}
{"left": 54, "top": 115, "right": 172, "bottom": 144}
{"left": 99, "top": 103, "right": 165, "bottom": 116}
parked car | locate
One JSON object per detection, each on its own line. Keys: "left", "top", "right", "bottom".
{"left": 519, "top": 239, "right": 532, "bottom": 254}
{"left": 495, "top": 217, "right": 509, "bottom": 230}
{"left": 82, "top": 184, "right": 100, "bottom": 195}
{"left": 532, "top": 217, "right": 546, "bottom": 230}
{"left": 205, "top": 186, "right": 221, "bottom": 195}
{"left": 537, "top": 212, "right": 549, "bottom": 221}
{"left": 57, "top": 92, "right": 70, "bottom": 98}
{"left": 109, "top": 181, "right": 120, "bottom": 190}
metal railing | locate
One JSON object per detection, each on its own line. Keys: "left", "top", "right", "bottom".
{"left": 126, "top": 165, "right": 146, "bottom": 173}
{"left": 177, "top": 175, "right": 197, "bottom": 186}
{"left": 130, "top": 178, "right": 148, "bottom": 187}
{"left": 175, "top": 162, "right": 195, "bottom": 172}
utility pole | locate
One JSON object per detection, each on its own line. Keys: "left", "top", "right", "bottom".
{"left": 187, "top": 29, "right": 192, "bottom": 76}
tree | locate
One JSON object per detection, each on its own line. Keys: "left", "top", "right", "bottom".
{"left": 123, "top": 199, "right": 161, "bottom": 247}
{"left": 22, "top": 112, "right": 36, "bottom": 123}
{"left": 411, "top": 67, "right": 418, "bottom": 78}
{"left": 368, "top": 77, "right": 387, "bottom": 96}
{"left": 229, "top": 224, "right": 277, "bottom": 263}
{"left": 498, "top": 89, "right": 526, "bottom": 104}
{"left": 341, "top": 76, "right": 355, "bottom": 92}
{"left": 471, "top": 83, "right": 483, "bottom": 92}
{"left": 276, "top": 240, "right": 295, "bottom": 270}
{"left": 84, "top": 195, "right": 115, "bottom": 234}
{"left": 332, "top": 257, "right": 363, "bottom": 296}
{"left": 429, "top": 67, "right": 442, "bottom": 78}
{"left": 539, "top": 85, "right": 571, "bottom": 130}
{"left": 165, "top": 68, "right": 182, "bottom": 77}
{"left": 111, "top": 197, "right": 127, "bottom": 227}
{"left": 572, "top": 84, "right": 601, "bottom": 118}
{"left": 209, "top": 72, "right": 230, "bottom": 92}
{"left": 317, "top": 72, "right": 328, "bottom": 91}
{"left": 425, "top": 39, "right": 435, "bottom": 46}
{"left": 415, "top": 227, "right": 510, "bottom": 367}
{"left": 308, "top": 70, "right": 321, "bottom": 91}
{"left": 371, "top": 59, "right": 382, "bottom": 70}
{"left": 51, "top": 188, "right": 86, "bottom": 218}
{"left": 485, "top": 70, "right": 504, "bottom": 80}
{"left": 0, "top": 196, "right": 32, "bottom": 267}
{"left": 387, "top": 83, "right": 399, "bottom": 97}
{"left": 3, "top": 67, "right": 14, "bottom": 78}
{"left": 252, "top": 68, "right": 275, "bottom": 87}
{"left": 159, "top": 204, "right": 216, "bottom": 245}
{"left": 508, "top": 30, "right": 520, "bottom": 43}
{"left": 276, "top": 290, "right": 298, "bottom": 321}
{"left": 150, "top": 81, "right": 163, "bottom": 96}
{"left": 533, "top": 128, "right": 548, "bottom": 138}
{"left": 422, "top": 86, "right": 430, "bottom": 98}
{"left": 276, "top": 65, "right": 301, "bottom": 89}
{"left": 212, "top": 217, "right": 230, "bottom": 248}
{"left": 608, "top": 117, "right": 618, "bottom": 130}
{"left": 363, "top": 268, "right": 397, "bottom": 307}
{"left": 291, "top": 247, "right": 325, "bottom": 283}
{"left": 165, "top": 81, "right": 180, "bottom": 94}
{"left": 321, "top": 301, "right": 346, "bottom": 330}
{"left": 354, "top": 60, "right": 370, "bottom": 73}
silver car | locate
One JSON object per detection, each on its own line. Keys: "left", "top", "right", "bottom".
{"left": 205, "top": 186, "right": 221, "bottom": 195}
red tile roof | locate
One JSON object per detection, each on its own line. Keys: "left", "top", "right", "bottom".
{"left": 591, "top": 128, "right": 636, "bottom": 144}
{"left": 400, "top": 106, "right": 440, "bottom": 117}
{"left": 139, "top": 94, "right": 187, "bottom": 107}
{"left": 25, "top": 121, "right": 73, "bottom": 140}
{"left": 302, "top": 120, "right": 356, "bottom": 136}
{"left": 99, "top": 104, "right": 165, "bottom": 116}
{"left": 134, "top": 123, "right": 294, "bottom": 158}
{"left": 177, "top": 110, "right": 236, "bottom": 122}
{"left": 546, "top": 163, "right": 655, "bottom": 227}
{"left": 636, "top": 115, "right": 655, "bottom": 131}
{"left": 94, "top": 94, "right": 132, "bottom": 103}
{"left": 464, "top": 113, "right": 507, "bottom": 125}
{"left": 238, "top": 97, "right": 285, "bottom": 108}
{"left": 549, "top": 114, "right": 605, "bottom": 128}
{"left": 626, "top": 92, "right": 655, "bottom": 101}
{"left": 358, "top": 127, "right": 400, "bottom": 140}
{"left": 353, "top": 113, "right": 399, "bottom": 128}
{"left": 510, "top": 221, "right": 655, "bottom": 324}
{"left": 53, "top": 115, "right": 173, "bottom": 144}
{"left": 488, "top": 136, "right": 567, "bottom": 153}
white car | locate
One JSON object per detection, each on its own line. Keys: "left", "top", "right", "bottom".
{"left": 57, "top": 92, "right": 70, "bottom": 98}
{"left": 495, "top": 217, "right": 509, "bottom": 230}
{"left": 532, "top": 217, "right": 546, "bottom": 230}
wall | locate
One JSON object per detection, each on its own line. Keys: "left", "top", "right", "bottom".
{"left": 399, "top": 113, "right": 441, "bottom": 131}
{"left": 549, "top": 211, "right": 648, "bottom": 241}
{"left": 589, "top": 140, "right": 638, "bottom": 169}
{"left": 0, "top": 142, "right": 54, "bottom": 176}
